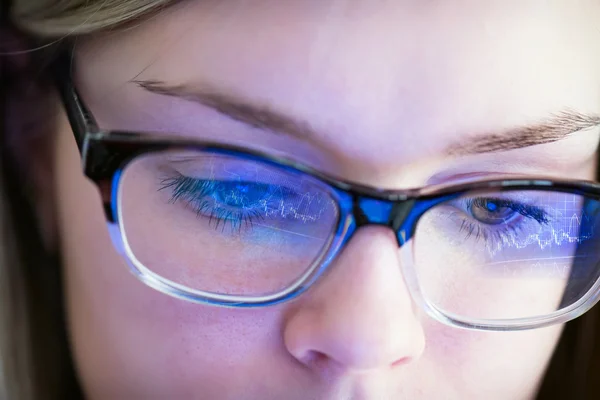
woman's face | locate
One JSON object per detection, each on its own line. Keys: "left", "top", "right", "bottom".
{"left": 52, "top": 1, "right": 600, "bottom": 399}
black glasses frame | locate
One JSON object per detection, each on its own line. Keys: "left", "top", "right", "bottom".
{"left": 54, "top": 51, "right": 600, "bottom": 331}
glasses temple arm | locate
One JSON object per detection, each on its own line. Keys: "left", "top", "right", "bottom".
{"left": 53, "top": 52, "right": 98, "bottom": 153}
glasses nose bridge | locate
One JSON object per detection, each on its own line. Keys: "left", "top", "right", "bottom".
{"left": 353, "top": 196, "right": 416, "bottom": 246}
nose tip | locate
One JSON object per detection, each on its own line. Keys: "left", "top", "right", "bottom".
{"left": 285, "top": 312, "right": 421, "bottom": 374}
{"left": 283, "top": 226, "right": 425, "bottom": 376}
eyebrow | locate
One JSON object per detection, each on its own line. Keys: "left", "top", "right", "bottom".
{"left": 133, "top": 79, "right": 600, "bottom": 156}
{"left": 446, "top": 110, "right": 600, "bottom": 155}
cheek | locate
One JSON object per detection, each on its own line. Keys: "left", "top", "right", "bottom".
{"left": 423, "top": 319, "right": 563, "bottom": 396}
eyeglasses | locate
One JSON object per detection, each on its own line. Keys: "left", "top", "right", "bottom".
{"left": 55, "top": 54, "right": 600, "bottom": 332}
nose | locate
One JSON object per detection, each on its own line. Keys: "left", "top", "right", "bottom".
{"left": 283, "top": 226, "right": 425, "bottom": 375}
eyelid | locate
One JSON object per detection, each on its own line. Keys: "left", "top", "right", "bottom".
{"left": 161, "top": 159, "right": 317, "bottom": 195}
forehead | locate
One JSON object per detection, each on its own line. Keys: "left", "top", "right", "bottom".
{"left": 77, "top": 1, "right": 600, "bottom": 167}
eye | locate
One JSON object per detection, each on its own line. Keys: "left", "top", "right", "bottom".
{"left": 208, "top": 181, "right": 273, "bottom": 210}
{"left": 469, "top": 198, "right": 519, "bottom": 225}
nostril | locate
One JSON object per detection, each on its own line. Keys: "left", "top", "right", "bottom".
{"left": 391, "top": 356, "right": 411, "bottom": 368}
{"left": 304, "top": 351, "right": 348, "bottom": 381}
{"left": 308, "top": 351, "right": 333, "bottom": 370}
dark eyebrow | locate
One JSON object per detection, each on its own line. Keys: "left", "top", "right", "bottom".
{"left": 133, "top": 79, "right": 316, "bottom": 140}
{"left": 446, "top": 110, "right": 600, "bottom": 155}
{"left": 134, "top": 79, "right": 600, "bottom": 155}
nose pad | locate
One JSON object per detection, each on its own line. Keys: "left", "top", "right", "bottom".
{"left": 283, "top": 226, "right": 426, "bottom": 374}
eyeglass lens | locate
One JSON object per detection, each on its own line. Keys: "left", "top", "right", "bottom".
{"left": 414, "top": 190, "right": 600, "bottom": 320}
{"left": 118, "top": 150, "right": 340, "bottom": 296}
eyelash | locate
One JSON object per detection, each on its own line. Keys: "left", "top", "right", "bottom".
{"left": 458, "top": 198, "right": 549, "bottom": 246}
{"left": 159, "top": 174, "right": 267, "bottom": 234}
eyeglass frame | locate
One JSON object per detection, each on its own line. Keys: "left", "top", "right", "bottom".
{"left": 53, "top": 52, "right": 600, "bottom": 332}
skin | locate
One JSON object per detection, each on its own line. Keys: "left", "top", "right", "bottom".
{"left": 47, "top": 1, "right": 600, "bottom": 399}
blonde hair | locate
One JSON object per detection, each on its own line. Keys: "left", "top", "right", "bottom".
{"left": 11, "top": 0, "right": 172, "bottom": 36}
